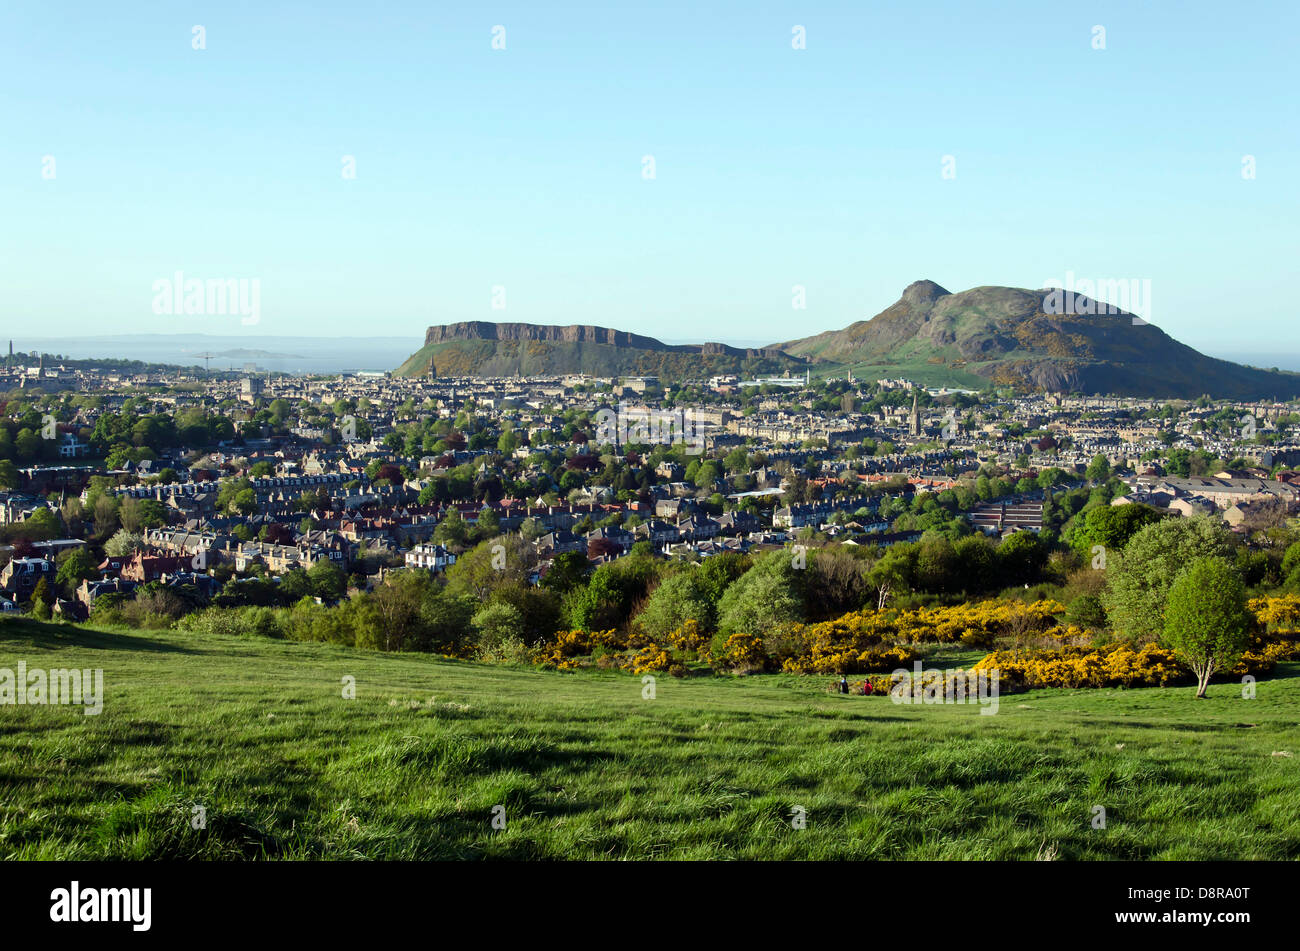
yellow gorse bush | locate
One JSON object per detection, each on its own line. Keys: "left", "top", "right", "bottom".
{"left": 974, "top": 643, "right": 1186, "bottom": 690}
{"left": 628, "top": 645, "right": 673, "bottom": 674}
{"left": 1249, "top": 594, "right": 1300, "bottom": 632}
{"left": 892, "top": 599, "right": 1066, "bottom": 647}
{"left": 528, "top": 594, "right": 1297, "bottom": 685}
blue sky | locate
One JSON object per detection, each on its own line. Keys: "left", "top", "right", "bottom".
{"left": 2, "top": 0, "right": 1297, "bottom": 359}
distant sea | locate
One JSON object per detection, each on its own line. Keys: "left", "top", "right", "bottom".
{"left": 1207, "top": 352, "right": 1300, "bottom": 373}
{"left": 9, "top": 334, "right": 420, "bottom": 375}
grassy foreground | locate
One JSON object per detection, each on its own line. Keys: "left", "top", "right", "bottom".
{"left": 2, "top": 617, "right": 1297, "bottom": 860}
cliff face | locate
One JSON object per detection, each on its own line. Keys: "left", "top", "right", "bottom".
{"left": 397, "top": 321, "right": 810, "bottom": 380}
{"left": 423, "top": 322, "right": 670, "bottom": 351}
{"left": 421, "top": 322, "right": 791, "bottom": 359}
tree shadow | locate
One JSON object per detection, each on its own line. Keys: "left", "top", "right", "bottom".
{"left": 0, "top": 619, "right": 200, "bottom": 655}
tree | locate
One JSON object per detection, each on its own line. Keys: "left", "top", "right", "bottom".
{"left": 120, "top": 497, "right": 168, "bottom": 533}
{"left": 433, "top": 509, "right": 469, "bottom": 549}
{"left": 104, "top": 529, "right": 144, "bottom": 557}
{"left": 716, "top": 552, "right": 804, "bottom": 635}
{"left": 636, "top": 570, "right": 714, "bottom": 637}
{"left": 15, "top": 428, "right": 41, "bottom": 461}
{"left": 56, "top": 548, "right": 96, "bottom": 594}
{"left": 1283, "top": 541, "right": 1300, "bottom": 590}
{"left": 697, "top": 552, "right": 749, "bottom": 607}
{"left": 30, "top": 578, "right": 52, "bottom": 619}
{"left": 519, "top": 517, "right": 547, "bottom": 542}
{"left": 21, "top": 507, "right": 61, "bottom": 541}
{"left": 229, "top": 488, "right": 257, "bottom": 515}
{"left": 355, "top": 570, "right": 438, "bottom": 652}
{"left": 474, "top": 507, "right": 500, "bottom": 539}
{"left": 1085, "top": 454, "right": 1111, "bottom": 483}
{"left": 1163, "top": 558, "right": 1250, "bottom": 698}
{"left": 952, "top": 534, "right": 998, "bottom": 594}
{"left": 1035, "top": 467, "right": 1065, "bottom": 490}
{"left": 868, "top": 543, "right": 918, "bottom": 610}
{"left": 279, "top": 568, "right": 315, "bottom": 603}
{"left": 92, "top": 494, "right": 120, "bottom": 538}
{"left": 1064, "top": 503, "right": 1164, "bottom": 561}
{"left": 805, "top": 546, "right": 873, "bottom": 618}
{"left": 533, "top": 550, "right": 585, "bottom": 595}
{"left": 564, "top": 554, "right": 660, "bottom": 631}
{"left": 723, "top": 447, "right": 749, "bottom": 474}
{"left": 997, "top": 531, "right": 1048, "bottom": 587}
{"left": 216, "top": 477, "right": 252, "bottom": 512}
{"left": 444, "top": 536, "right": 534, "bottom": 602}
{"left": 1102, "top": 516, "right": 1235, "bottom": 641}
{"left": 307, "top": 559, "right": 347, "bottom": 602}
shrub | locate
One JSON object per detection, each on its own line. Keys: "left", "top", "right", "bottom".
{"left": 471, "top": 602, "right": 526, "bottom": 658}
{"left": 635, "top": 571, "right": 714, "bottom": 637}
{"left": 716, "top": 633, "right": 769, "bottom": 674}
{"left": 974, "top": 643, "right": 1187, "bottom": 690}
{"left": 122, "top": 589, "right": 191, "bottom": 628}
{"left": 716, "top": 553, "right": 804, "bottom": 636}
{"left": 177, "top": 606, "right": 285, "bottom": 639}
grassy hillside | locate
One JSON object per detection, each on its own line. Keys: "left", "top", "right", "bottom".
{"left": 2, "top": 618, "right": 1297, "bottom": 859}
{"left": 780, "top": 282, "right": 1300, "bottom": 399}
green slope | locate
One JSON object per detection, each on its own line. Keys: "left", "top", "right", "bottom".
{"left": 778, "top": 281, "right": 1300, "bottom": 399}
{"left": 3, "top": 617, "right": 1298, "bottom": 860}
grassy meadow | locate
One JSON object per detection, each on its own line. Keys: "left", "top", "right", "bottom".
{"left": 2, "top": 617, "right": 1297, "bottom": 860}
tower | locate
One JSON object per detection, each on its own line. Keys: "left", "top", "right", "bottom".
{"left": 909, "top": 393, "right": 920, "bottom": 437}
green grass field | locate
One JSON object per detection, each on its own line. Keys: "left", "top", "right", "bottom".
{"left": 2, "top": 617, "right": 1297, "bottom": 860}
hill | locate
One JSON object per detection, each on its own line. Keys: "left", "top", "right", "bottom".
{"left": 395, "top": 322, "right": 809, "bottom": 381}
{"left": 2, "top": 617, "right": 1298, "bottom": 859}
{"left": 774, "top": 280, "right": 1300, "bottom": 399}
{"left": 393, "top": 286, "right": 1300, "bottom": 398}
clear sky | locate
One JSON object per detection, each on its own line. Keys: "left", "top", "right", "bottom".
{"left": 3, "top": 0, "right": 1297, "bottom": 357}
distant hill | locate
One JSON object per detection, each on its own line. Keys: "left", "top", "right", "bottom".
{"left": 393, "top": 285, "right": 1300, "bottom": 399}
{"left": 208, "top": 348, "right": 305, "bottom": 360}
{"left": 394, "top": 322, "right": 810, "bottom": 381}
{"left": 772, "top": 280, "right": 1300, "bottom": 400}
